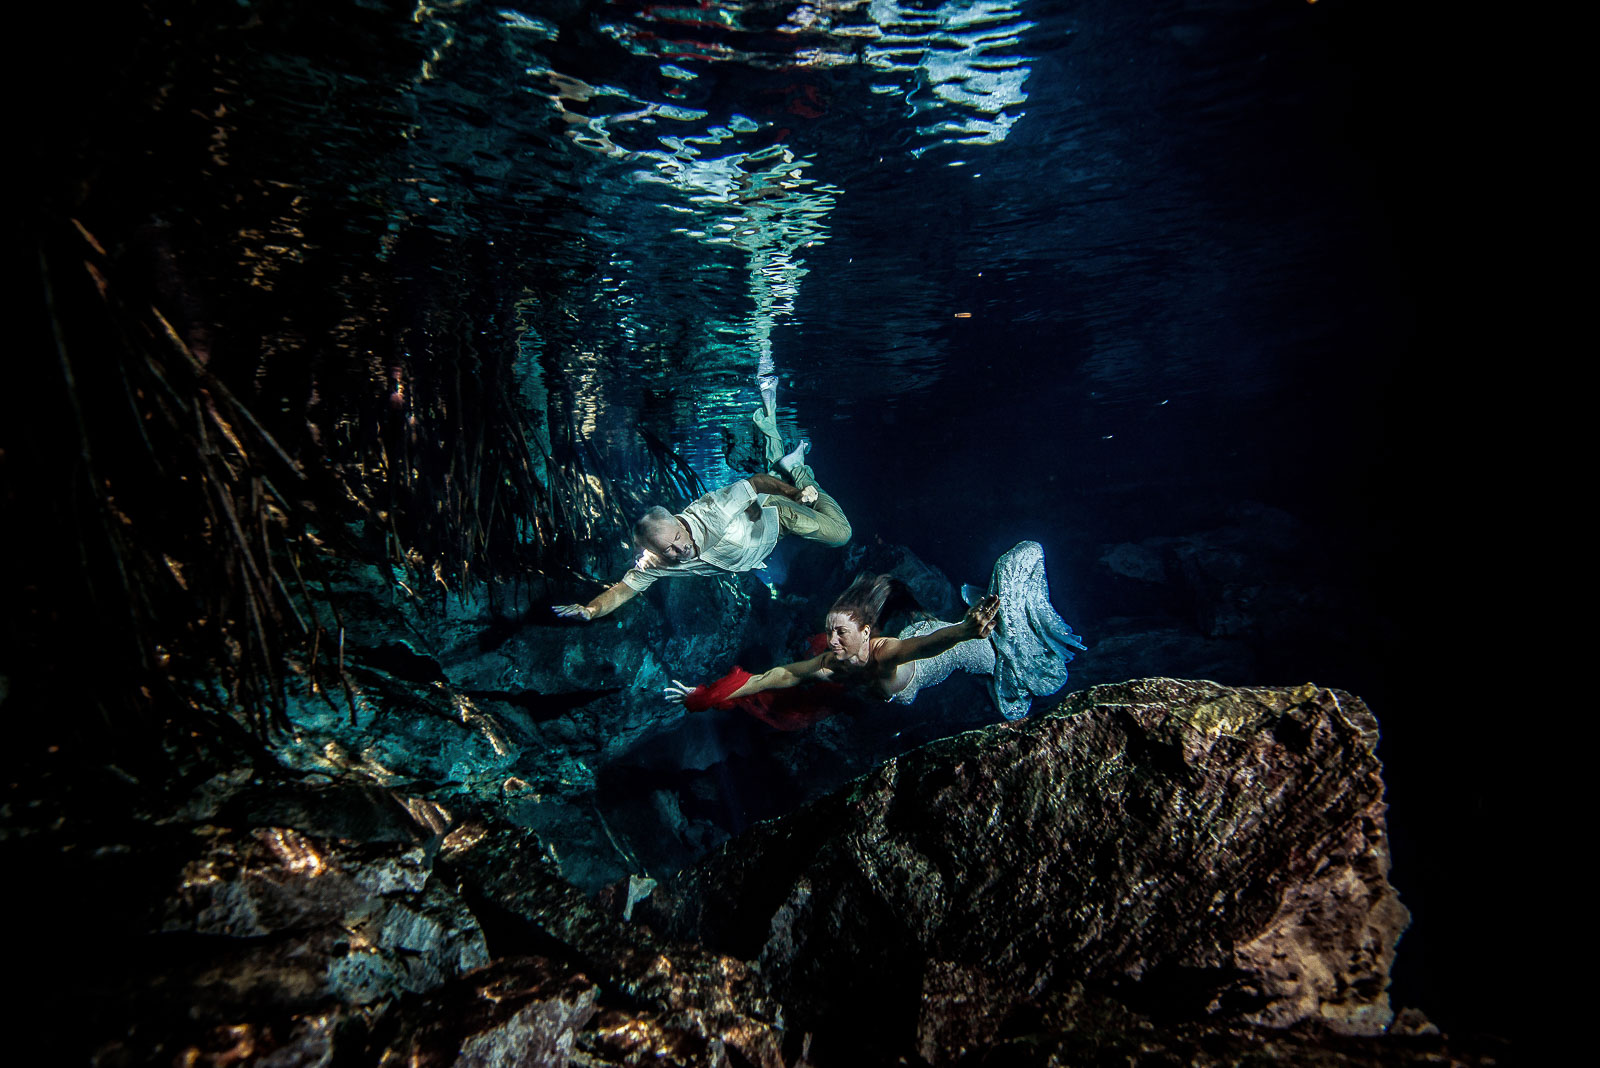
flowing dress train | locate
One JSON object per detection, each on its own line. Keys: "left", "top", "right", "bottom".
{"left": 888, "top": 540, "right": 1085, "bottom": 720}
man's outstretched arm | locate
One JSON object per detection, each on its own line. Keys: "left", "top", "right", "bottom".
{"left": 553, "top": 580, "right": 639, "bottom": 621}
{"left": 747, "top": 473, "right": 818, "bottom": 505}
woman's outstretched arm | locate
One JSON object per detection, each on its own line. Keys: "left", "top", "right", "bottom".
{"left": 664, "top": 653, "right": 833, "bottom": 707}
{"left": 730, "top": 653, "right": 832, "bottom": 697}
{"left": 873, "top": 595, "right": 999, "bottom": 671}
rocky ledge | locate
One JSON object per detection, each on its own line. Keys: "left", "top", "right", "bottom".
{"left": 633, "top": 677, "right": 1476, "bottom": 1066}
{"left": 29, "top": 679, "right": 1500, "bottom": 1066}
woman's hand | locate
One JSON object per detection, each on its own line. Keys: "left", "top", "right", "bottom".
{"left": 964, "top": 594, "right": 1000, "bottom": 639}
{"left": 798, "top": 485, "right": 819, "bottom": 505}
{"left": 663, "top": 679, "right": 697, "bottom": 705}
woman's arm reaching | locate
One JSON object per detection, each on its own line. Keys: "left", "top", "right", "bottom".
{"left": 873, "top": 594, "right": 999, "bottom": 672}
{"left": 733, "top": 653, "right": 832, "bottom": 697}
{"left": 665, "top": 653, "right": 832, "bottom": 708}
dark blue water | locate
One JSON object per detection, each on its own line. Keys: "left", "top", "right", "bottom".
{"left": 23, "top": 0, "right": 1519, "bottom": 1046}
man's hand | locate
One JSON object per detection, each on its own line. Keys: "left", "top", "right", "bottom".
{"left": 663, "top": 679, "right": 697, "bottom": 705}
{"left": 557, "top": 581, "right": 638, "bottom": 623}
{"left": 964, "top": 594, "right": 1000, "bottom": 639}
{"left": 749, "top": 473, "right": 816, "bottom": 506}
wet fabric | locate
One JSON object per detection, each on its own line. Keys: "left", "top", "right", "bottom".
{"left": 622, "top": 479, "right": 780, "bottom": 591}
{"left": 724, "top": 404, "right": 783, "bottom": 474}
{"left": 889, "top": 540, "right": 1082, "bottom": 720}
{"left": 623, "top": 465, "right": 852, "bottom": 591}
{"left": 684, "top": 666, "right": 756, "bottom": 712}
{"left": 887, "top": 615, "right": 996, "bottom": 706}
{"left": 769, "top": 463, "right": 852, "bottom": 548}
{"left": 687, "top": 635, "right": 849, "bottom": 731}
{"left": 750, "top": 403, "right": 784, "bottom": 470}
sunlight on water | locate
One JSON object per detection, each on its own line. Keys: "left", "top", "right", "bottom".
{"left": 138, "top": 0, "right": 1349, "bottom": 515}
{"left": 452, "top": 0, "right": 1037, "bottom": 480}
{"left": 332, "top": 2, "right": 1039, "bottom": 479}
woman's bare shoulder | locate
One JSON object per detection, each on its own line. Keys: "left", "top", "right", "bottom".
{"left": 869, "top": 635, "right": 906, "bottom": 667}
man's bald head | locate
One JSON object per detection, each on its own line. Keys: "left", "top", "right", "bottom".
{"left": 633, "top": 506, "right": 697, "bottom": 563}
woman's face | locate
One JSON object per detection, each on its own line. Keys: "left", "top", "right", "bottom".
{"left": 825, "top": 612, "right": 872, "bottom": 664}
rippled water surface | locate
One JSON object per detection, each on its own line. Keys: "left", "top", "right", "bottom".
{"left": 70, "top": 0, "right": 1397, "bottom": 515}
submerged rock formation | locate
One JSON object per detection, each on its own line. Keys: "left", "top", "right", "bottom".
{"left": 637, "top": 678, "right": 1415, "bottom": 1064}
{"left": 35, "top": 678, "right": 1499, "bottom": 1067}
{"left": 49, "top": 771, "right": 792, "bottom": 1067}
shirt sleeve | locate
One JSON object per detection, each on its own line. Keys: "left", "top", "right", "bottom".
{"left": 620, "top": 568, "right": 658, "bottom": 592}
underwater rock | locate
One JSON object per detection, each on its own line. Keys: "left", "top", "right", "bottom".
{"left": 637, "top": 678, "right": 1412, "bottom": 1065}
{"left": 1100, "top": 540, "right": 1170, "bottom": 584}
{"left": 265, "top": 538, "right": 985, "bottom": 897}
{"left": 945, "top": 984, "right": 1495, "bottom": 1067}
{"left": 58, "top": 806, "right": 491, "bottom": 1066}
{"left": 792, "top": 538, "right": 965, "bottom": 624}
{"left": 436, "top": 811, "right": 794, "bottom": 1068}
{"left": 275, "top": 554, "right": 777, "bottom": 893}
{"left": 847, "top": 541, "right": 966, "bottom": 621}
{"left": 57, "top": 769, "right": 803, "bottom": 1066}
{"left": 157, "top": 824, "right": 490, "bottom": 1009}
{"left": 367, "top": 957, "right": 600, "bottom": 1067}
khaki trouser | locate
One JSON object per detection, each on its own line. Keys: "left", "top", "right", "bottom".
{"left": 771, "top": 463, "right": 852, "bottom": 548}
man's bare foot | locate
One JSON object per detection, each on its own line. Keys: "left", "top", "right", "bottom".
{"left": 779, "top": 438, "right": 811, "bottom": 476}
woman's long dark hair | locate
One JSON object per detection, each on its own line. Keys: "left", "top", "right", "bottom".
{"left": 827, "top": 574, "right": 925, "bottom": 633}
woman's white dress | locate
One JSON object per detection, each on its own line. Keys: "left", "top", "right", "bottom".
{"left": 887, "top": 541, "right": 1085, "bottom": 720}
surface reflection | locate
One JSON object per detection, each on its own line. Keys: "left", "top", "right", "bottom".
{"left": 472, "top": 0, "right": 1038, "bottom": 477}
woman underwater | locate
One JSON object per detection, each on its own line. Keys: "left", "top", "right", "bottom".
{"left": 665, "top": 540, "right": 1086, "bottom": 725}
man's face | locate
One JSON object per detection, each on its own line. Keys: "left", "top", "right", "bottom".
{"left": 646, "top": 519, "right": 697, "bottom": 563}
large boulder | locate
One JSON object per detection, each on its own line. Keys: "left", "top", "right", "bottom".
{"left": 637, "top": 678, "right": 1412, "bottom": 1064}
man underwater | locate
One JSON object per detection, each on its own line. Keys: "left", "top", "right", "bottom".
{"left": 553, "top": 436, "right": 853, "bottom": 622}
